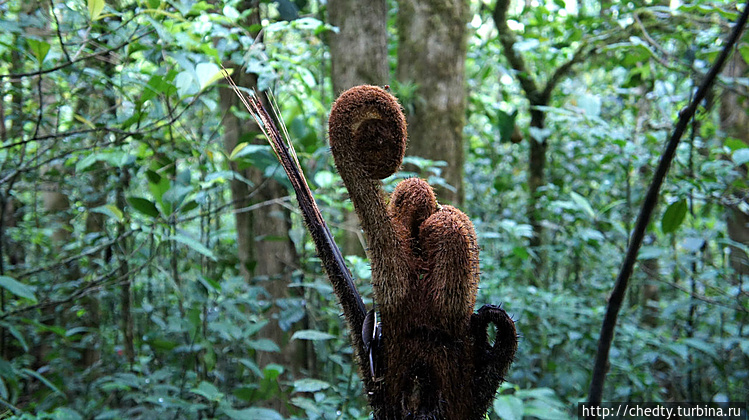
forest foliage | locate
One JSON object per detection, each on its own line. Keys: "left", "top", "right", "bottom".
{"left": 0, "top": 0, "right": 747, "bottom": 418}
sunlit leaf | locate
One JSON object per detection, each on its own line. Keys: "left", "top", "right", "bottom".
{"left": 91, "top": 204, "right": 124, "bottom": 222}
{"left": 196, "top": 62, "right": 222, "bottom": 90}
{"left": 26, "top": 39, "right": 50, "bottom": 63}
{"left": 88, "top": 0, "right": 106, "bottom": 20}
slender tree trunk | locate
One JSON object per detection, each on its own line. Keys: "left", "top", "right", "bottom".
{"left": 328, "top": 0, "right": 389, "bottom": 256}
{"left": 527, "top": 108, "right": 547, "bottom": 262}
{"left": 218, "top": 4, "right": 305, "bottom": 411}
{"left": 721, "top": 56, "right": 749, "bottom": 281}
{"left": 396, "top": 0, "right": 470, "bottom": 205}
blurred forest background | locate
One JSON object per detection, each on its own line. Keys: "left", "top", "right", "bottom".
{"left": 0, "top": 0, "right": 747, "bottom": 418}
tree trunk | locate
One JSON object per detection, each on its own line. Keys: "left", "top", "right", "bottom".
{"left": 721, "top": 55, "right": 749, "bottom": 281}
{"left": 396, "top": 0, "right": 470, "bottom": 205}
{"left": 328, "top": 0, "right": 389, "bottom": 256}
{"left": 527, "top": 107, "right": 547, "bottom": 276}
{"left": 218, "top": 5, "right": 305, "bottom": 410}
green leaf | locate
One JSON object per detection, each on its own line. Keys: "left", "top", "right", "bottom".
{"left": 27, "top": 39, "right": 50, "bottom": 63}
{"left": 22, "top": 368, "right": 64, "bottom": 396}
{"left": 222, "top": 408, "right": 283, "bottom": 420}
{"left": 171, "top": 233, "right": 216, "bottom": 261}
{"left": 291, "top": 330, "right": 336, "bottom": 341}
{"left": 0, "top": 276, "right": 37, "bottom": 303}
{"left": 230, "top": 143, "right": 272, "bottom": 160}
{"left": 88, "top": 0, "right": 106, "bottom": 20}
{"left": 661, "top": 199, "right": 687, "bottom": 234}
{"left": 127, "top": 197, "right": 160, "bottom": 218}
{"left": 47, "top": 407, "right": 83, "bottom": 420}
{"left": 91, "top": 205, "right": 124, "bottom": 222}
{"left": 292, "top": 378, "right": 330, "bottom": 393}
{"left": 496, "top": 109, "right": 517, "bottom": 143}
{"left": 5, "top": 324, "right": 28, "bottom": 351}
{"left": 196, "top": 62, "right": 222, "bottom": 90}
{"left": 191, "top": 381, "right": 223, "bottom": 401}
{"left": 494, "top": 395, "right": 524, "bottom": 420}
{"left": 570, "top": 191, "right": 595, "bottom": 219}
{"left": 724, "top": 137, "right": 747, "bottom": 152}
{"left": 249, "top": 339, "right": 280, "bottom": 352}
{"left": 740, "top": 45, "right": 749, "bottom": 66}
{"left": 732, "top": 148, "right": 749, "bottom": 166}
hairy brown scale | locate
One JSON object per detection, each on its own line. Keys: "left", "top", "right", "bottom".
{"left": 328, "top": 85, "right": 518, "bottom": 419}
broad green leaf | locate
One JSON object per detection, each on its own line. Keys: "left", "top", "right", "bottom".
{"left": 682, "top": 338, "right": 716, "bottom": 357}
{"left": 0, "top": 276, "right": 37, "bottom": 303}
{"left": 292, "top": 378, "right": 330, "bottom": 393}
{"left": 291, "top": 329, "right": 336, "bottom": 341}
{"left": 22, "top": 368, "right": 64, "bottom": 396}
{"left": 248, "top": 338, "right": 280, "bottom": 352}
{"left": 724, "top": 137, "right": 747, "bottom": 152}
{"left": 570, "top": 191, "right": 595, "bottom": 219}
{"left": 661, "top": 199, "right": 687, "bottom": 234}
{"left": 126, "top": 197, "right": 160, "bottom": 218}
{"left": 171, "top": 233, "right": 216, "bottom": 261}
{"left": 496, "top": 109, "right": 517, "bottom": 143}
{"left": 91, "top": 205, "right": 124, "bottom": 222}
{"left": 27, "top": 39, "right": 50, "bottom": 63}
{"left": 88, "top": 0, "right": 106, "bottom": 20}
{"left": 191, "top": 381, "right": 223, "bottom": 401}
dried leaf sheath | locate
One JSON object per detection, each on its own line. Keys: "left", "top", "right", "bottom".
{"left": 220, "top": 69, "right": 367, "bottom": 346}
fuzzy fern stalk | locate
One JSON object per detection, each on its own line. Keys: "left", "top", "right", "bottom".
{"left": 329, "top": 86, "right": 518, "bottom": 419}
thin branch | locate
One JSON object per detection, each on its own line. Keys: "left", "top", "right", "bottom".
{"left": 14, "top": 229, "right": 135, "bottom": 279}
{"left": 586, "top": 1, "right": 749, "bottom": 409}
{"left": 0, "top": 30, "right": 152, "bottom": 80}
{"left": 541, "top": 43, "right": 597, "bottom": 102}
{"left": 49, "top": 0, "right": 71, "bottom": 62}
{"left": 492, "top": 0, "right": 541, "bottom": 102}
{"left": 0, "top": 236, "right": 153, "bottom": 319}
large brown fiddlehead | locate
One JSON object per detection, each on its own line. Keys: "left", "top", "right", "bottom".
{"left": 329, "top": 85, "right": 517, "bottom": 419}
